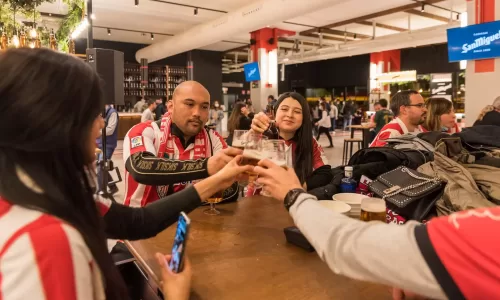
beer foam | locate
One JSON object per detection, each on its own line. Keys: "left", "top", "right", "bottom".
{"left": 243, "top": 149, "right": 266, "bottom": 160}
{"left": 360, "top": 199, "right": 386, "bottom": 213}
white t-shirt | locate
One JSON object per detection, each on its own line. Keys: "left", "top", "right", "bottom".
{"left": 141, "top": 108, "right": 154, "bottom": 122}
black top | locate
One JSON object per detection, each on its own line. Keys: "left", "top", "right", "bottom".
{"left": 473, "top": 110, "right": 500, "bottom": 127}
{"left": 239, "top": 115, "right": 252, "bottom": 131}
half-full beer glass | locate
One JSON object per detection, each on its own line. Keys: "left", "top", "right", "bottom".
{"left": 360, "top": 198, "right": 386, "bottom": 222}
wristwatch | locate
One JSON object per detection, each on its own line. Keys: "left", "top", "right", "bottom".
{"left": 284, "top": 188, "right": 306, "bottom": 211}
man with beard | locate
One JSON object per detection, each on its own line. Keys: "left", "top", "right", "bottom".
{"left": 370, "top": 90, "right": 427, "bottom": 147}
{"left": 123, "top": 81, "right": 241, "bottom": 207}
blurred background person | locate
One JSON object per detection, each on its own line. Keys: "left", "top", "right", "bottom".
{"left": 420, "top": 97, "right": 460, "bottom": 133}
{"left": 329, "top": 99, "right": 338, "bottom": 135}
{"left": 96, "top": 103, "right": 119, "bottom": 194}
{"left": 315, "top": 102, "right": 334, "bottom": 148}
{"left": 226, "top": 102, "right": 252, "bottom": 146}
{"left": 155, "top": 98, "right": 167, "bottom": 121}
{"left": 134, "top": 97, "right": 146, "bottom": 113}
{"left": 141, "top": 98, "right": 157, "bottom": 122}
{"left": 474, "top": 96, "right": 500, "bottom": 127}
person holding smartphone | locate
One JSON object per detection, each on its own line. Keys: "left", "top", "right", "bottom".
{"left": 0, "top": 48, "right": 251, "bottom": 300}
{"left": 254, "top": 159, "right": 500, "bottom": 299}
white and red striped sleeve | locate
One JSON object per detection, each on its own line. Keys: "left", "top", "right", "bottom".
{"left": 123, "top": 121, "right": 158, "bottom": 163}
{"left": 94, "top": 195, "right": 112, "bottom": 216}
{"left": 0, "top": 207, "right": 97, "bottom": 300}
{"left": 208, "top": 129, "right": 227, "bottom": 154}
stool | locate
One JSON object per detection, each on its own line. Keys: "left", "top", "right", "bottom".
{"left": 342, "top": 138, "right": 363, "bottom": 165}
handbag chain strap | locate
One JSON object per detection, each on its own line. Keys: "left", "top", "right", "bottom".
{"left": 382, "top": 167, "right": 440, "bottom": 200}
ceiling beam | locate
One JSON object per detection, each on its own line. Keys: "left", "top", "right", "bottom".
{"left": 355, "top": 20, "right": 407, "bottom": 32}
{"left": 301, "top": 0, "right": 445, "bottom": 34}
{"left": 405, "top": 9, "right": 450, "bottom": 23}
{"left": 318, "top": 28, "right": 371, "bottom": 39}
{"left": 300, "top": 33, "right": 345, "bottom": 42}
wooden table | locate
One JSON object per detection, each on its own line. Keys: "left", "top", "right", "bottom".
{"left": 126, "top": 197, "right": 391, "bottom": 300}
{"left": 349, "top": 125, "right": 372, "bottom": 149}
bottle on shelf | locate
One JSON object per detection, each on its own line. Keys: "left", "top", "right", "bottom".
{"left": 340, "top": 166, "right": 357, "bottom": 193}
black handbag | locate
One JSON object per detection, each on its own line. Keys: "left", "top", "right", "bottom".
{"left": 368, "top": 166, "right": 444, "bottom": 222}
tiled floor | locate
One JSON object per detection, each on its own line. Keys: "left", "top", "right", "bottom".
{"left": 107, "top": 129, "right": 362, "bottom": 204}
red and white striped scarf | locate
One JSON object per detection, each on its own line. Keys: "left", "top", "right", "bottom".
{"left": 157, "top": 112, "right": 211, "bottom": 195}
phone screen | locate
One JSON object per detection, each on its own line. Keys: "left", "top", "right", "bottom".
{"left": 168, "top": 212, "right": 190, "bottom": 273}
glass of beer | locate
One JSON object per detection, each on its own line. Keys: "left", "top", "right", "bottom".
{"left": 242, "top": 134, "right": 267, "bottom": 188}
{"left": 232, "top": 130, "right": 249, "bottom": 150}
{"left": 360, "top": 198, "right": 386, "bottom": 222}
{"left": 260, "top": 140, "right": 288, "bottom": 197}
{"left": 204, "top": 189, "right": 225, "bottom": 215}
{"left": 232, "top": 130, "right": 250, "bottom": 187}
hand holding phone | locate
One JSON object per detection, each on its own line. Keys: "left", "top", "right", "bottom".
{"left": 155, "top": 253, "right": 192, "bottom": 300}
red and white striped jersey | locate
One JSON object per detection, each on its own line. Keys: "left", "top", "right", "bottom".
{"left": 123, "top": 120, "right": 226, "bottom": 207}
{"left": 0, "top": 197, "right": 105, "bottom": 300}
{"left": 370, "top": 118, "right": 421, "bottom": 147}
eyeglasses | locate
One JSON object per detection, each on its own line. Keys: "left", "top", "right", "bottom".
{"left": 405, "top": 103, "right": 426, "bottom": 108}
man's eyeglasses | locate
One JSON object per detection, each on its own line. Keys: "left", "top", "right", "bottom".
{"left": 405, "top": 103, "right": 425, "bottom": 108}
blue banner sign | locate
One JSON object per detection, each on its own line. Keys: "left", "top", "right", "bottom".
{"left": 447, "top": 20, "right": 500, "bottom": 62}
{"left": 244, "top": 62, "right": 261, "bottom": 82}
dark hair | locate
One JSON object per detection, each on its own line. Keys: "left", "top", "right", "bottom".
{"left": 320, "top": 102, "right": 327, "bottom": 110}
{"left": 390, "top": 90, "right": 419, "bottom": 117}
{"left": 268, "top": 95, "right": 275, "bottom": 100}
{"left": 0, "top": 49, "right": 127, "bottom": 298}
{"left": 276, "top": 92, "right": 313, "bottom": 184}
{"left": 147, "top": 99, "right": 156, "bottom": 106}
{"left": 423, "top": 97, "right": 453, "bottom": 131}
{"left": 379, "top": 98, "right": 388, "bottom": 108}
{"left": 227, "top": 102, "right": 247, "bottom": 134}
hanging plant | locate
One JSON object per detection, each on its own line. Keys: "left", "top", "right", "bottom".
{"left": 56, "top": 0, "right": 83, "bottom": 52}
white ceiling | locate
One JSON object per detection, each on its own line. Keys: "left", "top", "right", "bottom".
{"left": 34, "top": 0, "right": 466, "bottom": 55}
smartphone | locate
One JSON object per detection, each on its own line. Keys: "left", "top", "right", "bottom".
{"left": 168, "top": 212, "right": 191, "bottom": 273}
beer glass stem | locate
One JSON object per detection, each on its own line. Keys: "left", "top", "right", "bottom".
{"left": 210, "top": 202, "right": 215, "bottom": 212}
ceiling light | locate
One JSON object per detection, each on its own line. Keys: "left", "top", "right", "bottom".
{"left": 421, "top": 3, "right": 425, "bottom": 12}
{"left": 194, "top": 7, "right": 198, "bottom": 15}
{"left": 418, "top": 88, "right": 423, "bottom": 93}
{"left": 107, "top": 28, "right": 111, "bottom": 36}
{"left": 387, "top": 91, "right": 391, "bottom": 95}
{"left": 135, "top": 0, "right": 139, "bottom": 6}
{"left": 151, "top": 33, "right": 154, "bottom": 40}
{"left": 90, "top": 13, "right": 96, "bottom": 20}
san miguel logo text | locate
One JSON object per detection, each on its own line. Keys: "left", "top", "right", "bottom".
{"left": 462, "top": 30, "right": 500, "bottom": 53}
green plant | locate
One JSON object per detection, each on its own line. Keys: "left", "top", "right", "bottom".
{"left": 56, "top": 0, "right": 83, "bottom": 51}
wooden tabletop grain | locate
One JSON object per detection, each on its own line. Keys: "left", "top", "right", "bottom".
{"left": 126, "top": 196, "right": 391, "bottom": 300}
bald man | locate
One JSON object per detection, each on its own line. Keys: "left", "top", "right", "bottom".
{"left": 122, "top": 81, "right": 241, "bottom": 207}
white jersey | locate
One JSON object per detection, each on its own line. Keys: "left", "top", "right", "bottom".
{"left": 0, "top": 198, "right": 105, "bottom": 300}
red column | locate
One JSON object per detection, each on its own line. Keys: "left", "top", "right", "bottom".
{"left": 370, "top": 50, "right": 401, "bottom": 73}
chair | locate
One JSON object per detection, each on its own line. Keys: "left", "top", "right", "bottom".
{"left": 342, "top": 138, "right": 363, "bottom": 165}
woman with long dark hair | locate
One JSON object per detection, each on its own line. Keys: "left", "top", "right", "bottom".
{"left": 226, "top": 102, "right": 252, "bottom": 146}
{"left": 0, "top": 48, "right": 250, "bottom": 299}
{"left": 250, "top": 92, "right": 332, "bottom": 190}
{"left": 420, "top": 97, "right": 460, "bottom": 133}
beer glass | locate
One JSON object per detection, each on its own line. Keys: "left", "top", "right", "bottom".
{"left": 242, "top": 134, "right": 267, "bottom": 188}
{"left": 261, "top": 140, "right": 288, "bottom": 197}
{"left": 204, "top": 189, "right": 225, "bottom": 215}
{"left": 359, "top": 198, "right": 386, "bottom": 222}
{"left": 232, "top": 130, "right": 248, "bottom": 150}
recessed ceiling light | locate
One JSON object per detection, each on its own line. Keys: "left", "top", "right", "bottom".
{"left": 194, "top": 8, "right": 198, "bottom": 15}
{"left": 151, "top": 33, "right": 154, "bottom": 40}
{"left": 107, "top": 28, "right": 111, "bottom": 36}
{"left": 135, "top": 0, "right": 139, "bottom": 6}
